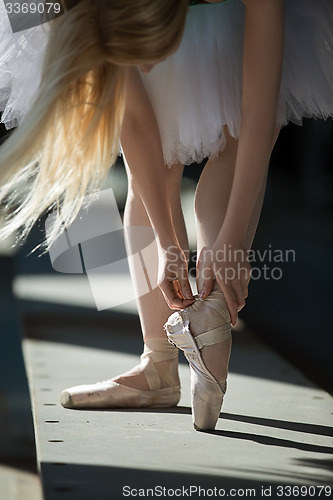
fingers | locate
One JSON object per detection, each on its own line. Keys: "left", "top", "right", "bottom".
{"left": 195, "top": 243, "right": 251, "bottom": 325}
{"left": 240, "top": 265, "right": 250, "bottom": 299}
{"left": 157, "top": 244, "right": 195, "bottom": 309}
{"left": 215, "top": 273, "right": 248, "bottom": 327}
{"left": 177, "top": 274, "right": 194, "bottom": 301}
{"left": 197, "top": 266, "right": 214, "bottom": 300}
{"left": 233, "top": 280, "right": 246, "bottom": 312}
{"left": 215, "top": 275, "right": 239, "bottom": 327}
{"left": 159, "top": 278, "right": 194, "bottom": 310}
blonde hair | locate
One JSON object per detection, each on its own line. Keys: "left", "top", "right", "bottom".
{"left": 0, "top": 0, "right": 188, "bottom": 250}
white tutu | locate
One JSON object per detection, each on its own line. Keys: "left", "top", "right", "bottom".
{"left": 1, "top": 0, "right": 333, "bottom": 165}
{"left": 141, "top": 0, "right": 333, "bottom": 165}
{"left": 0, "top": 1, "right": 50, "bottom": 129}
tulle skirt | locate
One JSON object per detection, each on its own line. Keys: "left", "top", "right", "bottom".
{"left": 0, "top": 1, "right": 50, "bottom": 129}
{"left": 141, "top": 0, "right": 333, "bottom": 166}
{"left": 1, "top": 0, "right": 333, "bottom": 166}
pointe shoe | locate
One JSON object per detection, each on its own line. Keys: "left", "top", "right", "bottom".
{"left": 60, "top": 337, "right": 180, "bottom": 409}
{"left": 164, "top": 288, "right": 231, "bottom": 431}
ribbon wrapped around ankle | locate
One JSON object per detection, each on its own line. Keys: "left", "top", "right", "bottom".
{"left": 141, "top": 337, "right": 179, "bottom": 363}
{"left": 139, "top": 337, "right": 179, "bottom": 391}
{"left": 164, "top": 286, "right": 231, "bottom": 354}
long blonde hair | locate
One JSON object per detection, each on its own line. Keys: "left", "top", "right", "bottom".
{"left": 0, "top": 0, "right": 188, "bottom": 250}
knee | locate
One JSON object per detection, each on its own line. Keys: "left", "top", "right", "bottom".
{"left": 194, "top": 190, "right": 207, "bottom": 223}
{"left": 165, "top": 163, "right": 183, "bottom": 202}
{"left": 127, "top": 176, "right": 142, "bottom": 202}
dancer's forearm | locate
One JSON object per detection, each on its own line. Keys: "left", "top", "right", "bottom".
{"left": 121, "top": 67, "right": 178, "bottom": 249}
{"left": 219, "top": 0, "right": 284, "bottom": 249}
{"left": 121, "top": 67, "right": 194, "bottom": 307}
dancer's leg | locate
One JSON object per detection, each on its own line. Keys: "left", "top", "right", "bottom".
{"left": 114, "top": 159, "right": 189, "bottom": 390}
{"left": 192, "top": 126, "right": 278, "bottom": 385}
{"left": 163, "top": 132, "right": 240, "bottom": 428}
{"left": 189, "top": 130, "right": 238, "bottom": 386}
{"left": 60, "top": 161, "right": 189, "bottom": 408}
{"left": 195, "top": 127, "right": 280, "bottom": 262}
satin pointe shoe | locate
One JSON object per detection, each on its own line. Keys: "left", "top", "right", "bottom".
{"left": 164, "top": 286, "right": 231, "bottom": 431}
{"left": 60, "top": 337, "right": 180, "bottom": 409}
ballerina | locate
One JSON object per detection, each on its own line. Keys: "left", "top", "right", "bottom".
{"left": 0, "top": 0, "right": 332, "bottom": 431}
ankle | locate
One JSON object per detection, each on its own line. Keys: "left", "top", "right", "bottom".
{"left": 142, "top": 336, "right": 179, "bottom": 363}
{"left": 185, "top": 300, "right": 223, "bottom": 338}
{"left": 173, "top": 293, "right": 231, "bottom": 387}
{"left": 113, "top": 336, "right": 180, "bottom": 391}
{"left": 155, "top": 358, "right": 180, "bottom": 389}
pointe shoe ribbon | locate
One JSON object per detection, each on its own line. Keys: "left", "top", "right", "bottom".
{"left": 164, "top": 291, "right": 231, "bottom": 431}
{"left": 60, "top": 337, "right": 180, "bottom": 409}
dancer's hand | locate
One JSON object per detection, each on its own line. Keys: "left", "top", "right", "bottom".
{"left": 158, "top": 243, "right": 195, "bottom": 310}
{"left": 197, "top": 241, "right": 251, "bottom": 326}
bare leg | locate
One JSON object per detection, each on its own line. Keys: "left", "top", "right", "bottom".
{"left": 114, "top": 159, "right": 189, "bottom": 390}
{"left": 196, "top": 127, "right": 280, "bottom": 275}
{"left": 162, "top": 132, "right": 240, "bottom": 429}
{"left": 243, "top": 126, "right": 280, "bottom": 250}
{"left": 192, "top": 127, "right": 279, "bottom": 385}
{"left": 60, "top": 161, "right": 189, "bottom": 409}
{"left": 190, "top": 131, "right": 238, "bottom": 386}
{"left": 195, "top": 135, "right": 238, "bottom": 267}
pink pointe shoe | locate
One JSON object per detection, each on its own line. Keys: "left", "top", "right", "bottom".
{"left": 60, "top": 337, "right": 180, "bottom": 409}
{"left": 164, "top": 287, "right": 231, "bottom": 431}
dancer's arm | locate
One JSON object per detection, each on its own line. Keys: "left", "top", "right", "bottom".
{"left": 121, "top": 67, "right": 194, "bottom": 309}
{"left": 200, "top": 0, "right": 284, "bottom": 325}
